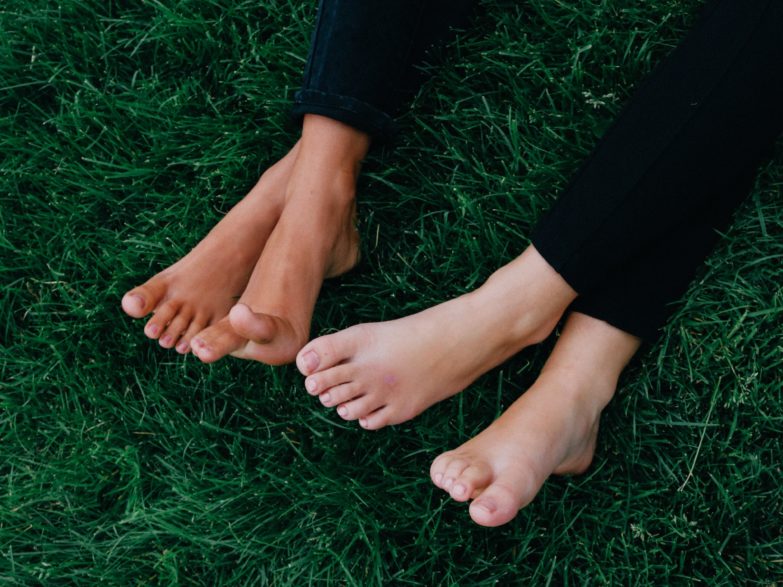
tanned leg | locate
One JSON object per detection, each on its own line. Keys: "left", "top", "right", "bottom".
{"left": 121, "top": 144, "right": 300, "bottom": 353}
{"left": 189, "top": 114, "right": 371, "bottom": 365}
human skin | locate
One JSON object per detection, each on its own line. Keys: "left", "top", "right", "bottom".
{"left": 122, "top": 114, "right": 370, "bottom": 364}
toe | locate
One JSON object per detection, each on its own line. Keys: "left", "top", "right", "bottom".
{"left": 318, "top": 382, "right": 361, "bottom": 407}
{"left": 175, "top": 314, "right": 209, "bottom": 354}
{"left": 449, "top": 463, "right": 492, "bottom": 502}
{"left": 305, "top": 364, "right": 356, "bottom": 396}
{"left": 296, "top": 325, "right": 364, "bottom": 376}
{"left": 441, "top": 458, "right": 471, "bottom": 491}
{"left": 144, "top": 301, "right": 180, "bottom": 340}
{"left": 430, "top": 452, "right": 455, "bottom": 488}
{"left": 359, "top": 407, "right": 392, "bottom": 430}
{"left": 159, "top": 311, "right": 192, "bottom": 349}
{"left": 469, "top": 478, "right": 526, "bottom": 527}
{"left": 122, "top": 278, "right": 168, "bottom": 318}
{"left": 236, "top": 315, "right": 304, "bottom": 365}
{"left": 229, "top": 303, "right": 277, "bottom": 343}
{"left": 191, "top": 319, "right": 244, "bottom": 363}
{"left": 335, "top": 394, "right": 384, "bottom": 422}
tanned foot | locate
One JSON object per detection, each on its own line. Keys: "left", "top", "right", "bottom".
{"left": 430, "top": 312, "right": 640, "bottom": 527}
{"left": 189, "top": 115, "right": 369, "bottom": 365}
{"left": 121, "top": 143, "right": 300, "bottom": 353}
{"left": 295, "top": 246, "right": 578, "bottom": 429}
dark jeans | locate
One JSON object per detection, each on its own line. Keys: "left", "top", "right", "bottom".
{"left": 291, "top": 0, "right": 475, "bottom": 140}
{"left": 292, "top": 0, "right": 783, "bottom": 341}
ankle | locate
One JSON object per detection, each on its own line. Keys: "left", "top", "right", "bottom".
{"left": 538, "top": 364, "right": 618, "bottom": 416}
{"left": 300, "top": 114, "right": 370, "bottom": 174}
{"left": 543, "top": 313, "right": 640, "bottom": 389}
{"left": 474, "top": 253, "right": 576, "bottom": 347}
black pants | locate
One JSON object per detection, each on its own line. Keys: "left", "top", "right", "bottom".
{"left": 291, "top": 0, "right": 783, "bottom": 341}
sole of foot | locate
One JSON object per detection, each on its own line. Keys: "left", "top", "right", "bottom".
{"left": 296, "top": 246, "right": 577, "bottom": 429}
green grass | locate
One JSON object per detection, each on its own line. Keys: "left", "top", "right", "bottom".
{"left": 1, "top": 0, "right": 781, "bottom": 584}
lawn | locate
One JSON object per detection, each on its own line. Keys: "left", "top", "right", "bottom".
{"left": 1, "top": 0, "right": 781, "bottom": 584}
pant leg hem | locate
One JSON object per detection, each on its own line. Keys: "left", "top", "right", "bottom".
{"left": 291, "top": 89, "right": 397, "bottom": 141}
{"left": 531, "top": 235, "right": 589, "bottom": 294}
{"left": 568, "top": 301, "right": 660, "bottom": 342}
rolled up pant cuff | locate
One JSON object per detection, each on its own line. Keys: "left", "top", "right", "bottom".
{"left": 291, "top": 89, "right": 397, "bottom": 141}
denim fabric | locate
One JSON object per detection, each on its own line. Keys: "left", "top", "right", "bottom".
{"left": 533, "top": 0, "right": 783, "bottom": 339}
{"left": 291, "top": 0, "right": 476, "bottom": 140}
{"left": 289, "top": 0, "right": 782, "bottom": 341}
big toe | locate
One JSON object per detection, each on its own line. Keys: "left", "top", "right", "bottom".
{"left": 226, "top": 309, "right": 304, "bottom": 366}
{"left": 229, "top": 303, "right": 277, "bottom": 343}
{"left": 469, "top": 479, "right": 528, "bottom": 528}
{"left": 122, "top": 279, "right": 167, "bottom": 318}
{"left": 296, "top": 325, "right": 363, "bottom": 376}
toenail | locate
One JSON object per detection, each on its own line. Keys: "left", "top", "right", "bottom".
{"left": 305, "top": 378, "right": 318, "bottom": 393}
{"left": 147, "top": 325, "right": 160, "bottom": 337}
{"left": 444, "top": 478, "right": 454, "bottom": 489}
{"left": 474, "top": 499, "right": 496, "bottom": 514}
{"left": 359, "top": 418, "right": 367, "bottom": 428}
{"left": 160, "top": 335, "right": 172, "bottom": 346}
{"left": 301, "top": 351, "right": 320, "bottom": 373}
{"left": 453, "top": 484, "right": 466, "bottom": 497}
{"left": 191, "top": 340, "right": 210, "bottom": 358}
{"left": 434, "top": 473, "right": 443, "bottom": 484}
{"left": 127, "top": 293, "right": 144, "bottom": 306}
{"left": 337, "top": 406, "right": 348, "bottom": 417}
{"left": 176, "top": 341, "right": 189, "bottom": 353}
{"left": 321, "top": 392, "right": 331, "bottom": 403}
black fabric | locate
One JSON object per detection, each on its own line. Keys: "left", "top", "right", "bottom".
{"left": 533, "top": 0, "right": 783, "bottom": 338}
{"left": 291, "top": 0, "right": 476, "bottom": 140}
{"left": 291, "top": 0, "right": 783, "bottom": 341}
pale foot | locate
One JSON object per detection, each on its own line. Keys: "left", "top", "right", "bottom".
{"left": 430, "top": 313, "right": 640, "bottom": 527}
{"left": 121, "top": 143, "right": 300, "bottom": 353}
{"left": 190, "top": 115, "right": 369, "bottom": 365}
{"left": 295, "top": 246, "right": 578, "bottom": 429}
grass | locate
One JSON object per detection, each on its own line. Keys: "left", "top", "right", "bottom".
{"left": 1, "top": 0, "right": 781, "bottom": 584}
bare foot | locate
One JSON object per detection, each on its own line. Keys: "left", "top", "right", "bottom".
{"left": 121, "top": 144, "right": 299, "bottom": 353}
{"left": 189, "top": 115, "right": 370, "bottom": 365}
{"left": 295, "top": 246, "right": 578, "bottom": 429}
{"left": 430, "top": 313, "right": 640, "bottom": 527}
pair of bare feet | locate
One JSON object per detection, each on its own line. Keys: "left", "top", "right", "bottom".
{"left": 122, "top": 115, "right": 640, "bottom": 527}
{"left": 298, "top": 303, "right": 639, "bottom": 526}
{"left": 122, "top": 116, "right": 368, "bottom": 364}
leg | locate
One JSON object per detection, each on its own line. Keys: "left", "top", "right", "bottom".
{"left": 540, "top": 0, "right": 783, "bottom": 340}
{"left": 121, "top": 143, "right": 297, "bottom": 354}
{"left": 291, "top": 0, "right": 476, "bottom": 140}
{"left": 532, "top": 0, "right": 783, "bottom": 297}
{"left": 121, "top": 116, "right": 368, "bottom": 358}
{"left": 297, "top": 245, "right": 577, "bottom": 427}
{"left": 188, "top": 0, "right": 477, "bottom": 364}
{"left": 430, "top": 312, "right": 640, "bottom": 527}
{"left": 296, "top": 0, "right": 782, "bottom": 420}
{"left": 190, "top": 114, "right": 369, "bottom": 364}
{"left": 429, "top": 0, "right": 782, "bottom": 528}
{"left": 122, "top": 0, "right": 474, "bottom": 360}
